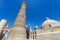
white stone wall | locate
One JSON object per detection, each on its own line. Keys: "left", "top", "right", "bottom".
{"left": 36, "top": 31, "right": 60, "bottom": 40}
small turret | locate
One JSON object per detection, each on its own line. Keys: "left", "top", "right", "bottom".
{"left": 0, "top": 19, "right": 7, "bottom": 40}
{"left": 0, "top": 19, "right": 7, "bottom": 36}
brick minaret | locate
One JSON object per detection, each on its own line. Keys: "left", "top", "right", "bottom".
{"left": 7, "top": 1, "right": 27, "bottom": 40}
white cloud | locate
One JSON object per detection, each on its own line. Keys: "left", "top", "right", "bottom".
{"left": 26, "top": 25, "right": 28, "bottom": 27}
{"left": 35, "top": 26, "right": 38, "bottom": 28}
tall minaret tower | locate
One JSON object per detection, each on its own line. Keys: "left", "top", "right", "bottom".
{"left": 7, "top": 1, "right": 27, "bottom": 40}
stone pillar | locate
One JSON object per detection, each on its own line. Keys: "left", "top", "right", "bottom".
{"left": 7, "top": 1, "right": 27, "bottom": 40}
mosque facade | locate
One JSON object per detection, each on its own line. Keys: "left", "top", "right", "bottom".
{"left": 0, "top": 1, "right": 60, "bottom": 40}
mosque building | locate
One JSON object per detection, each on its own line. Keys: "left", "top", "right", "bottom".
{"left": 0, "top": 1, "right": 60, "bottom": 40}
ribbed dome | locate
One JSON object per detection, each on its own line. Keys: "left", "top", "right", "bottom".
{"left": 42, "top": 17, "right": 60, "bottom": 29}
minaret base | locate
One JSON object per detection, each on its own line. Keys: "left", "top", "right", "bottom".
{"left": 7, "top": 27, "right": 26, "bottom": 40}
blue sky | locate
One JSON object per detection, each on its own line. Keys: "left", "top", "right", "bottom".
{"left": 0, "top": 0, "right": 60, "bottom": 30}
